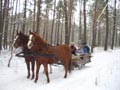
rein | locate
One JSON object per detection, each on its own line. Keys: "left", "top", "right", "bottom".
{"left": 34, "top": 43, "right": 58, "bottom": 60}
{"left": 15, "top": 45, "right": 56, "bottom": 58}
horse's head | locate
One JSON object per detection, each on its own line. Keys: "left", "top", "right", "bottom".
{"left": 13, "top": 31, "right": 28, "bottom": 48}
{"left": 27, "top": 31, "right": 46, "bottom": 49}
{"left": 27, "top": 31, "right": 35, "bottom": 49}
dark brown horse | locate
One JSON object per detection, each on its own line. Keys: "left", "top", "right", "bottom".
{"left": 27, "top": 32, "right": 72, "bottom": 83}
{"left": 13, "top": 31, "right": 35, "bottom": 80}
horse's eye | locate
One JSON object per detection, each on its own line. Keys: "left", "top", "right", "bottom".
{"left": 33, "top": 37, "right": 35, "bottom": 41}
{"left": 21, "top": 37, "right": 24, "bottom": 39}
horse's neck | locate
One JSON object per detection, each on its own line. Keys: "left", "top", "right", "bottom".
{"left": 22, "top": 36, "right": 29, "bottom": 50}
{"left": 22, "top": 45, "right": 28, "bottom": 50}
{"left": 24, "top": 36, "right": 29, "bottom": 44}
{"left": 36, "top": 42, "right": 48, "bottom": 50}
{"left": 37, "top": 36, "right": 48, "bottom": 47}
{"left": 34, "top": 40, "right": 49, "bottom": 52}
{"left": 22, "top": 44, "right": 29, "bottom": 51}
{"left": 22, "top": 47, "right": 32, "bottom": 55}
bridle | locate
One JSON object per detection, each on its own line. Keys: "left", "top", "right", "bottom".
{"left": 27, "top": 34, "right": 57, "bottom": 59}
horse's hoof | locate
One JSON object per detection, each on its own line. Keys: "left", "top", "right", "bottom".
{"left": 31, "top": 77, "right": 34, "bottom": 80}
{"left": 47, "top": 80, "right": 50, "bottom": 83}
{"left": 31, "top": 76, "right": 34, "bottom": 80}
{"left": 50, "top": 72, "right": 52, "bottom": 74}
{"left": 64, "top": 76, "right": 67, "bottom": 78}
{"left": 34, "top": 81, "right": 37, "bottom": 83}
{"left": 34, "top": 80, "right": 37, "bottom": 83}
{"left": 27, "top": 76, "right": 30, "bottom": 79}
{"left": 8, "top": 64, "right": 10, "bottom": 67}
{"left": 47, "top": 81, "right": 50, "bottom": 83}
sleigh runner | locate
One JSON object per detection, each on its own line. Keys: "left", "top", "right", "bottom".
{"left": 71, "top": 54, "right": 92, "bottom": 69}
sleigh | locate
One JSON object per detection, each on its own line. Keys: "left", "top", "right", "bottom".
{"left": 71, "top": 53, "right": 92, "bottom": 70}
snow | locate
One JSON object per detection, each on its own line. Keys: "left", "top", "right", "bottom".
{"left": 0, "top": 48, "right": 120, "bottom": 90}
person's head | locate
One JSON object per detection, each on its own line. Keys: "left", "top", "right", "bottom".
{"left": 79, "top": 44, "right": 83, "bottom": 48}
{"left": 70, "top": 42, "right": 74, "bottom": 46}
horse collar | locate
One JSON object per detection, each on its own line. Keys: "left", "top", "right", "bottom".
{"left": 39, "top": 44, "right": 49, "bottom": 51}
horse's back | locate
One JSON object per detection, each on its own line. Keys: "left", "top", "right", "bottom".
{"left": 56, "top": 44, "right": 72, "bottom": 73}
{"left": 56, "top": 44, "right": 71, "bottom": 59}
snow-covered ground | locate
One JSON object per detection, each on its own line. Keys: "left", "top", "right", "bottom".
{"left": 0, "top": 48, "right": 120, "bottom": 90}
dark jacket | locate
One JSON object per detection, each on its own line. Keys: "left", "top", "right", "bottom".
{"left": 70, "top": 45, "right": 77, "bottom": 55}
{"left": 83, "top": 45, "right": 90, "bottom": 53}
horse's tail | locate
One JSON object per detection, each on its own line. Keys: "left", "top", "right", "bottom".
{"left": 69, "top": 54, "right": 72, "bottom": 73}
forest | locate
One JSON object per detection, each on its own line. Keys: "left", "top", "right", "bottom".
{"left": 0, "top": 0, "right": 120, "bottom": 52}
{"left": 0, "top": 1, "right": 120, "bottom": 90}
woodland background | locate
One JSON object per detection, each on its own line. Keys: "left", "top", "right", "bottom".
{"left": 0, "top": 0, "right": 120, "bottom": 52}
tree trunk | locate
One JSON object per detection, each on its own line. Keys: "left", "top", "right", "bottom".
{"left": 54, "top": 21, "right": 58, "bottom": 45}
{"left": 0, "top": 0, "right": 3, "bottom": 51}
{"left": 111, "top": 0, "right": 116, "bottom": 49}
{"left": 51, "top": 0, "right": 56, "bottom": 45}
{"left": 97, "top": 22, "right": 101, "bottom": 47}
{"left": 68, "top": 0, "right": 73, "bottom": 43}
{"left": 36, "top": 0, "right": 42, "bottom": 33}
{"left": 91, "top": 0, "right": 97, "bottom": 53}
{"left": 57, "top": 10, "right": 61, "bottom": 44}
{"left": 79, "top": 0, "right": 82, "bottom": 40}
{"left": 60, "top": 20, "right": 63, "bottom": 44}
{"left": 43, "top": 21, "right": 46, "bottom": 39}
{"left": 118, "top": 33, "right": 120, "bottom": 47}
{"left": 11, "top": 0, "right": 18, "bottom": 43}
{"left": 64, "top": 0, "right": 69, "bottom": 45}
{"left": 83, "top": 0, "right": 87, "bottom": 41}
{"left": 71, "top": 19, "right": 75, "bottom": 42}
{"left": 3, "top": 0, "right": 10, "bottom": 49}
{"left": 33, "top": 0, "right": 36, "bottom": 32}
{"left": 22, "top": 0, "right": 27, "bottom": 33}
{"left": 104, "top": 0, "right": 109, "bottom": 51}
{"left": 45, "top": 4, "right": 49, "bottom": 42}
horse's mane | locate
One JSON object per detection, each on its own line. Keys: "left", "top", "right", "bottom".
{"left": 18, "top": 32, "right": 28, "bottom": 38}
{"left": 19, "top": 33, "right": 29, "bottom": 44}
{"left": 33, "top": 32, "right": 47, "bottom": 45}
{"left": 22, "top": 34, "right": 28, "bottom": 39}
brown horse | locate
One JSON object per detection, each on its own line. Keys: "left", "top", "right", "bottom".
{"left": 27, "top": 31, "right": 72, "bottom": 83}
{"left": 13, "top": 31, "right": 35, "bottom": 80}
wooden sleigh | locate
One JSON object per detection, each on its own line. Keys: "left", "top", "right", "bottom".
{"left": 71, "top": 54, "right": 92, "bottom": 70}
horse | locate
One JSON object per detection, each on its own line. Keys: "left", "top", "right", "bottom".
{"left": 13, "top": 32, "right": 52, "bottom": 79}
{"left": 13, "top": 31, "right": 35, "bottom": 80}
{"left": 27, "top": 31, "right": 72, "bottom": 83}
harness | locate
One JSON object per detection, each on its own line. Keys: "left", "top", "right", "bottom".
{"left": 15, "top": 38, "right": 63, "bottom": 65}
{"left": 16, "top": 44, "right": 56, "bottom": 59}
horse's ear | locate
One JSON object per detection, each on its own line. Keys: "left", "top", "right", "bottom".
{"left": 29, "top": 30, "right": 32, "bottom": 34}
{"left": 19, "top": 31, "right": 22, "bottom": 34}
{"left": 16, "top": 30, "right": 19, "bottom": 34}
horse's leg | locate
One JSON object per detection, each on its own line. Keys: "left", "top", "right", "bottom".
{"left": 49, "top": 64, "right": 52, "bottom": 74}
{"left": 34, "top": 62, "right": 41, "bottom": 83}
{"left": 43, "top": 63, "right": 50, "bottom": 83}
{"left": 31, "top": 60, "right": 35, "bottom": 80}
{"left": 64, "top": 67, "right": 67, "bottom": 78}
{"left": 64, "top": 56, "right": 72, "bottom": 78}
{"left": 25, "top": 59, "right": 30, "bottom": 79}
{"left": 69, "top": 57, "right": 72, "bottom": 73}
{"left": 64, "top": 61, "right": 68, "bottom": 78}
{"left": 43, "top": 64, "right": 52, "bottom": 74}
